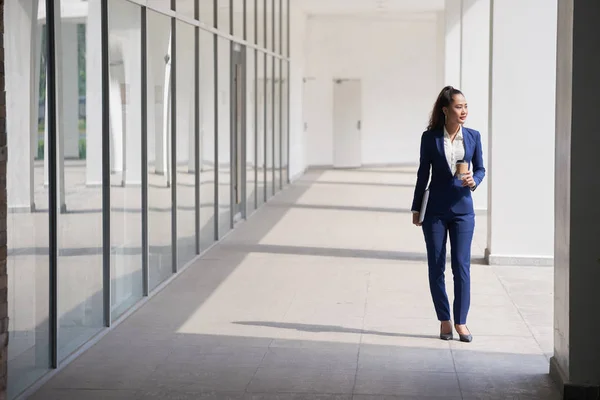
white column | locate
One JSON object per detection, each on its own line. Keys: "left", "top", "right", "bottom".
{"left": 551, "top": 1, "right": 600, "bottom": 395}
{"left": 124, "top": 21, "right": 143, "bottom": 185}
{"left": 61, "top": 22, "right": 80, "bottom": 159}
{"left": 485, "top": 0, "right": 557, "bottom": 265}
{"left": 288, "top": 5, "right": 307, "bottom": 180}
{"left": 444, "top": 0, "right": 462, "bottom": 87}
{"left": 460, "top": 0, "right": 490, "bottom": 210}
{"left": 5, "top": 0, "right": 38, "bottom": 212}
{"left": 86, "top": 0, "right": 103, "bottom": 186}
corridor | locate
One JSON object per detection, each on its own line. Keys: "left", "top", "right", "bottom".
{"left": 30, "top": 167, "right": 558, "bottom": 399}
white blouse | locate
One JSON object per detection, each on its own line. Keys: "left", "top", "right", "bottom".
{"left": 443, "top": 125, "right": 465, "bottom": 175}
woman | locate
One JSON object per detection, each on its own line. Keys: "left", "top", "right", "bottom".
{"left": 411, "top": 86, "right": 485, "bottom": 342}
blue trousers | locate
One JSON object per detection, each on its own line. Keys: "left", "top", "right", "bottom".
{"left": 422, "top": 212, "right": 475, "bottom": 325}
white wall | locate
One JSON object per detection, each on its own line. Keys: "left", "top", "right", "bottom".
{"left": 304, "top": 14, "right": 440, "bottom": 167}
{"left": 288, "top": 5, "right": 308, "bottom": 180}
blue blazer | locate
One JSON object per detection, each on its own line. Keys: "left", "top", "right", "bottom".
{"left": 411, "top": 127, "right": 485, "bottom": 216}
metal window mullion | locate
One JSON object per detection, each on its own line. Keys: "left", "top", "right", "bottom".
{"left": 171, "top": 19, "right": 178, "bottom": 273}
{"left": 45, "top": 0, "right": 59, "bottom": 369}
{"left": 195, "top": 26, "right": 201, "bottom": 254}
{"left": 141, "top": 7, "right": 149, "bottom": 296}
{"left": 286, "top": 0, "right": 290, "bottom": 182}
{"left": 102, "top": 0, "right": 112, "bottom": 327}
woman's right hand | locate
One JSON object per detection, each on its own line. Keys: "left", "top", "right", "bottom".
{"left": 412, "top": 212, "right": 422, "bottom": 227}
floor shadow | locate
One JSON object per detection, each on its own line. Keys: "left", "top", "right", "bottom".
{"left": 266, "top": 202, "right": 414, "bottom": 214}
{"left": 220, "top": 243, "right": 487, "bottom": 265}
{"left": 232, "top": 321, "right": 438, "bottom": 339}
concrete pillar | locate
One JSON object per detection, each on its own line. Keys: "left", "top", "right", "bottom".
{"left": 460, "top": 0, "right": 489, "bottom": 210}
{"left": 485, "top": 0, "right": 557, "bottom": 266}
{"left": 550, "top": 1, "right": 600, "bottom": 396}
{"left": 444, "top": 0, "right": 461, "bottom": 87}
{"left": 86, "top": 0, "right": 103, "bottom": 186}
{"left": 5, "top": 0, "right": 38, "bottom": 212}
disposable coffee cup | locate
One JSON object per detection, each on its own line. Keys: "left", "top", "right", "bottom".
{"left": 456, "top": 161, "right": 468, "bottom": 179}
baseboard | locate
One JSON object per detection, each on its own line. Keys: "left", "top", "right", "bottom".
{"left": 290, "top": 168, "right": 307, "bottom": 183}
{"left": 549, "top": 356, "right": 600, "bottom": 399}
{"left": 484, "top": 248, "right": 553, "bottom": 266}
{"left": 550, "top": 356, "right": 568, "bottom": 397}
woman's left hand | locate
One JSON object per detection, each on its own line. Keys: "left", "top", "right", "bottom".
{"left": 461, "top": 171, "right": 476, "bottom": 188}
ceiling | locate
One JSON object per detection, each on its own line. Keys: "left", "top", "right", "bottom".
{"left": 297, "top": 0, "right": 445, "bottom": 16}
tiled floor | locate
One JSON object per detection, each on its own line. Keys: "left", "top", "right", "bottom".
{"left": 29, "top": 167, "right": 558, "bottom": 399}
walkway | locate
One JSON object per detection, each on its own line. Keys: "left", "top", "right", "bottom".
{"left": 30, "top": 167, "right": 558, "bottom": 399}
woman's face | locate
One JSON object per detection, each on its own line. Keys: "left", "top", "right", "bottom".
{"left": 443, "top": 94, "right": 468, "bottom": 125}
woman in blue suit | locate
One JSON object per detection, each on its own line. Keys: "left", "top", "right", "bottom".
{"left": 411, "top": 86, "right": 485, "bottom": 342}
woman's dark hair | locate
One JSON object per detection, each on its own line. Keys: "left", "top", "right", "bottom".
{"left": 427, "top": 86, "right": 464, "bottom": 131}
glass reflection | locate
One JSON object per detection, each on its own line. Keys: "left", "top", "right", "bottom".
{"left": 274, "top": 0, "right": 280, "bottom": 54}
{"left": 178, "top": 0, "right": 197, "bottom": 20}
{"left": 199, "top": 30, "right": 216, "bottom": 250}
{"left": 6, "top": 0, "right": 50, "bottom": 397}
{"left": 246, "top": 48, "right": 256, "bottom": 212}
{"left": 218, "top": 0, "right": 231, "bottom": 34}
{"left": 217, "top": 37, "right": 231, "bottom": 237}
{"left": 256, "top": 52, "right": 265, "bottom": 207}
{"left": 56, "top": 0, "right": 104, "bottom": 362}
{"left": 233, "top": 0, "right": 245, "bottom": 38}
{"left": 108, "top": 0, "right": 143, "bottom": 320}
{"left": 176, "top": 21, "right": 197, "bottom": 267}
{"left": 282, "top": 61, "right": 289, "bottom": 184}
{"left": 147, "top": 0, "right": 173, "bottom": 12}
{"left": 199, "top": 0, "right": 214, "bottom": 28}
{"left": 265, "top": 55, "right": 273, "bottom": 199}
{"left": 146, "top": 10, "right": 173, "bottom": 290}
{"left": 274, "top": 59, "right": 281, "bottom": 191}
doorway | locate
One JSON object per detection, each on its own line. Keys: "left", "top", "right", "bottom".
{"left": 231, "top": 44, "right": 246, "bottom": 224}
{"left": 333, "top": 79, "right": 362, "bottom": 168}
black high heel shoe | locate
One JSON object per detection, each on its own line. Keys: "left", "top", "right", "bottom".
{"left": 455, "top": 325, "right": 472, "bottom": 342}
{"left": 440, "top": 322, "right": 453, "bottom": 341}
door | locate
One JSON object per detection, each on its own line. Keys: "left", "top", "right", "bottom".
{"left": 333, "top": 79, "right": 362, "bottom": 168}
{"left": 231, "top": 44, "right": 245, "bottom": 223}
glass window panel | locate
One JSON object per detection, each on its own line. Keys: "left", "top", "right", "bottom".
{"left": 176, "top": 21, "right": 198, "bottom": 268}
{"left": 108, "top": 0, "right": 143, "bottom": 321}
{"left": 246, "top": 48, "right": 256, "bottom": 212}
{"left": 6, "top": 0, "right": 51, "bottom": 397}
{"left": 147, "top": 0, "right": 174, "bottom": 12}
{"left": 256, "top": 52, "right": 265, "bottom": 206}
{"left": 199, "top": 30, "right": 216, "bottom": 250}
{"left": 266, "top": 0, "right": 272, "bottom": 51}
{"left": 265, "top": 55, "right": 273, "bottom": 199}
{"left": 257, "top": 0, "right": 265, "bottom": 48}
{"left": 248, "top": 0, "right": 256, "bottom": 45}
{"left": 218, "top": 0, "right": 231, "bottom": 34}
{"left": 282, "top": 61, "right": 289, "bottom": 184}
{"left": 233, "top": 0, "right": 245, "bottom": 39}
{"left": 217, "top": 37, "right": 231, "bottom": 237}
{"left": 146, "top": 10, "right": 173, "bottom": 291}
{"left": 178, "top": 0, "right": 197, "bottom": 20}
{"left": 282, "top": 0, "right": 288, "bottom": 57}
{"left": 56, "top": 0, "right": 104, "bottom": 362}
{"left": 274, "top": 59, "right": 280, "bottom": 191}
{"left": 199, "top": 0, "right": 214, "bottom": 27}
{"left": 274, "top": 0, "right": 279, "bottom": 55}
